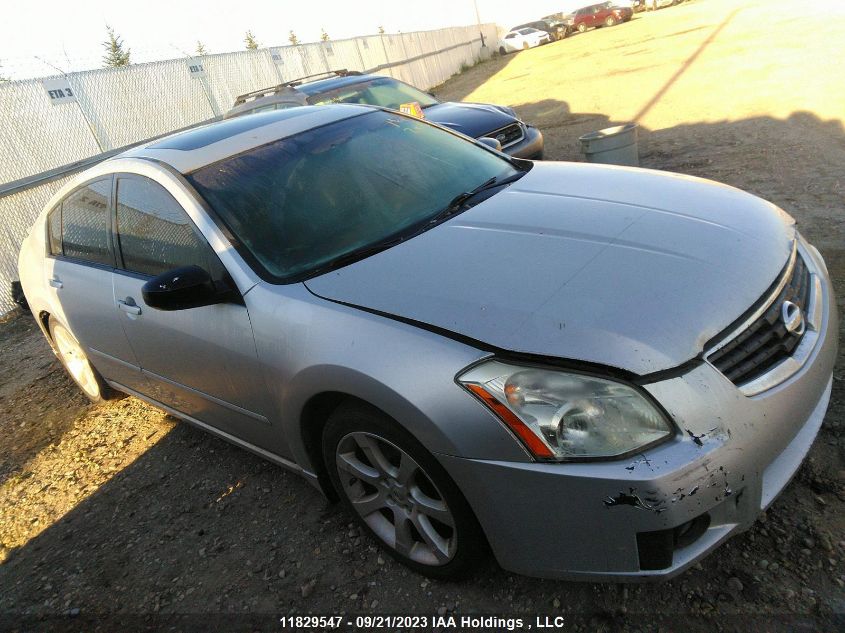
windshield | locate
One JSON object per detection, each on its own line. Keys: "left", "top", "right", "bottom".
{"left": 306, "top": 77, "right": 439, "bottom": 110}
{"left": 187, "top": 110, "right": 519, "bottom": 282}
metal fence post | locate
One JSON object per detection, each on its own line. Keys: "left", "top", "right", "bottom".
{"left": 353, "top": 39, "right": 366, "bottom": 72}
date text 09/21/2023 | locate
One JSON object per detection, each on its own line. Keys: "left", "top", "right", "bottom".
{"left": 278, "top": 615, "right": 569, "bottom": 630}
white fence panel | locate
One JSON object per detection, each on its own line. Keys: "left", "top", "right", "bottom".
{"left": 69, "top": 60, "right": 215, "bottom": 150}
{"left": 201, "top": 50, "right": 281, "bottom": 116}
{"left": 0, "top": 80, "right": 102, "bottom": 184}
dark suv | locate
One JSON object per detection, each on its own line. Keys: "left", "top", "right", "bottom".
{"left": 512, "top": 19, "right": 568, "bottom": 41}
{"left": 224, "top": 71, "right": 544, "bottom": 159}
{"left": 573, "top": 2, "right": 634, "bottom": 33}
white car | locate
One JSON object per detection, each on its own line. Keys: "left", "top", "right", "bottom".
{"left": 498, "top": 28, "right": 550, "bottom": 55}
{"left": 647, "top": 0, "right": 677, "bottom": 9}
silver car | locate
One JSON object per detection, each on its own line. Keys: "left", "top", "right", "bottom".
{"left": 18, "top": 105, "right": 837, "bottom": 581}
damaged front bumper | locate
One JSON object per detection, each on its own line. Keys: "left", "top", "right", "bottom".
{"left": 437, "top": 243, "right": 838, "bottom": 581}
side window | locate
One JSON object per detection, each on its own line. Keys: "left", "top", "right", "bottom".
{"left": 47, "top": 205, "right": 62, "bottom": 255}
{"left": 115, "top": 176, "right": 215, "bottom": 277}
{"left": 61, "top": 179, "right": 112, "bottom": 265}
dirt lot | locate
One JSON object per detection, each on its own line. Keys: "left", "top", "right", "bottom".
{"left": 1, "top": 0, "right": 844, "bottom": 630}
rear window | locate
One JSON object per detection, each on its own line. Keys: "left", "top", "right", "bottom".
{"left": 60, "top": 180, "right": 112, "bottom": 265}
{"left": 47, "top": 205, "right": 61, "bottom": 256}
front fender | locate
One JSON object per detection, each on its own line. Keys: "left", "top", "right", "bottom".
{"left": 245, "top": 282, "right": 531, "bottom": 474}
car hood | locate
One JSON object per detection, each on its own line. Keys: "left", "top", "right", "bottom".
{"left": 305, "top": 162, "right": 795, "bottom": 375}
{"left": 424, "top": 102, "right": 516, "bottom": 139}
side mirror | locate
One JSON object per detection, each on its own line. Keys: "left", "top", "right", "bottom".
{"left": 477, "top": 137, "right": 503, "bottom": 152}
{"left": 142, "top": 265, "right": 232, "bottom": 311}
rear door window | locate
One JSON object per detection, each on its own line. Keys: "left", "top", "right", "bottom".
{"left": 115, "top": 176, "right": 216, "bottom": 277}
{"left": 60, "top": 179, "right": 112, "bottom": 265}
{"left": 47, "top": 205, "right": 62, "bottom": 255}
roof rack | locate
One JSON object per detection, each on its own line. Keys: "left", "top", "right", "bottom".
{"left": 232, "top": 69, "right": 364, "bottom": 106}
{"left": 285, "top": 68, "right": 363, "bottom": 87}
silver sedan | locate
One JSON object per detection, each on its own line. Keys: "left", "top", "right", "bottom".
{"left": 18, "top": 105, "right": 837, "bottom": 580}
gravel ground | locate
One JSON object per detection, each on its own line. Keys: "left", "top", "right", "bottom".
{"left": 1, "top": 0, "right": 844, "bottom": 630}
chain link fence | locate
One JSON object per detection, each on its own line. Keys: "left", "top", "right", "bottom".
{"left": 0, "top": 24, "right": 497, "bottom": 315}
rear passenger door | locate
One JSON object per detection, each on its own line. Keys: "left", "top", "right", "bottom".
{"left": 110, "top": 174, "right": 274, "bottom": 448}
{"left": 44, "top": 177, "right": 145, "bottom": 390}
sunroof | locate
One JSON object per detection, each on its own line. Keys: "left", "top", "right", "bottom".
{"left": 149, "top": 108, "right": 316, "bottom": 151}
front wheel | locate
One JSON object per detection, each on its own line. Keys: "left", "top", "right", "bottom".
{"left": 499, "top": 46, "right": 507, "bottom": 55}
{"left": 577, "top": 23, "right": 588, "bottom": 33}
{"left": 49, "top": 318, "right": 123, "bottom": 403}
{"left": 605, "top": 16, "right": 617, "bottom": 27}
{"left": 323, "top": 401, "right": 486, "bottom": 578}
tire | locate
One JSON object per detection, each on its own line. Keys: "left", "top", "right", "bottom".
{"left": 49, "top": 317, "right": 124, "bottom": 403}
{"left": 499, "top": 46, "right": 507, "bottom": 56}
{"left": 322, "top": 401, "right": 486, "bottom": 579}
{"left": 605, "top": 16, "right": 616, "bottom": 27}
{"left": 577, "top": 23, "right": 587, "bottom": 33}
{"left": 522, "top": 42, "right": 529, "bottom": 50}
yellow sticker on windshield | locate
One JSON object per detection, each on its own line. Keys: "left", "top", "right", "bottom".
{"left": 399, "top": 101, "right": 425, "bottom": 119}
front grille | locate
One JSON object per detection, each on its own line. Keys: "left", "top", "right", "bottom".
{"left": 486, "top": 123, "right": 524, "bottom": 148}
{"left": 707, "top": 251, "right": 812, "bottom": 386}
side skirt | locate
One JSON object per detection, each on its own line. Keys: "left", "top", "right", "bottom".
{"left": 107, "top": 380, "right": 326, "bottom": 496}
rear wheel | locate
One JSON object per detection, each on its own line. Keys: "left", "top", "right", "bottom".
{"left": 522, "top": 42, "right": 530, "bottom": 50}
{"left": 49, "top": 318, "right": 123, "bottom": 403}
{"left": 323, "top": 401, "right": 486, "bottom": 578}
{"left": 499, "top": 46, "right": 507, "bottom": 55}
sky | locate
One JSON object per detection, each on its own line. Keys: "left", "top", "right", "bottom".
{"left": 0, "top": 0, "right": 590, "bottom": 80}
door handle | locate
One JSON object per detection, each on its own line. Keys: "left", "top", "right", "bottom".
{"left": 117, "top": 299, "right": 142, "bottom": 316}
{"left": 48, "top": 277, "right": 63, "bottom": 289}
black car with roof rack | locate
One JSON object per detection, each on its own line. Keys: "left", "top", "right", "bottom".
{"left": 224, "top": 70, "right": 543, "bottom": 160}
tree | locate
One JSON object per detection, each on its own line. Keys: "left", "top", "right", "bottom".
{"left": 320, "top": 28, "right": 330, "bottom": 42}
{"left": 378, "top": 26, "right": 385, "bottom": 34}
{"left": 195, "top": 41, "right": 208, "bottom": 56}
{"left": 244, "top": 30, "right": 259, "bottom": 50}
{"left": 288, "top": 30, "right": 299, "bottom": 46}
{"left": 102, "top": 26, "right": 131, "bottom": 68}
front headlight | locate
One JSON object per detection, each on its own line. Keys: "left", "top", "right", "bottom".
{"left": 458, "top": 360, "right": 673, "bottom": 460}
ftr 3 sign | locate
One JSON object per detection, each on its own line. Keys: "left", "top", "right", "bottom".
{"left": 42, "top": 78, "right": 77, "bottom": 105}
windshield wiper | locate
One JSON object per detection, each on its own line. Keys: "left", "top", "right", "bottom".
{"left": 312, "top": 235, "right": 408, "bottom": 276}
{"left": 310, "top": 171, "right": 526, "bottom": 277}
{"left": 429, "top": 171, "right": 526, "bottom": 225}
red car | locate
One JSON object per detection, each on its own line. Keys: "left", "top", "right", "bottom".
{"left": 573, "top": 2, "right": 634, "bottom": 33}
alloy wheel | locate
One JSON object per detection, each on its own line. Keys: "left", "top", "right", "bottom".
{"left": 335, "top": 431, "right": 457, "bottom": 566}
{"left": 52, "top": 324, "right": 100, "bottom": 399}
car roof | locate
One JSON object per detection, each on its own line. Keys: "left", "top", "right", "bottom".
{"left": 295, "top": 73, "right": 384, "bottom": 96}
{"left": 118, "top": 104, "right": 374, "bottom": 174}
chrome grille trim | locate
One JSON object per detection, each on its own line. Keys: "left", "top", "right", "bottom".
{"left": 705, "top": 241, "right": 797, "bottom": 358}
{"left": 485, "top": 122, "right": 525, "bottom": 149}
{"left": 704, "top": 241, "right": 824, "bottom": 396}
